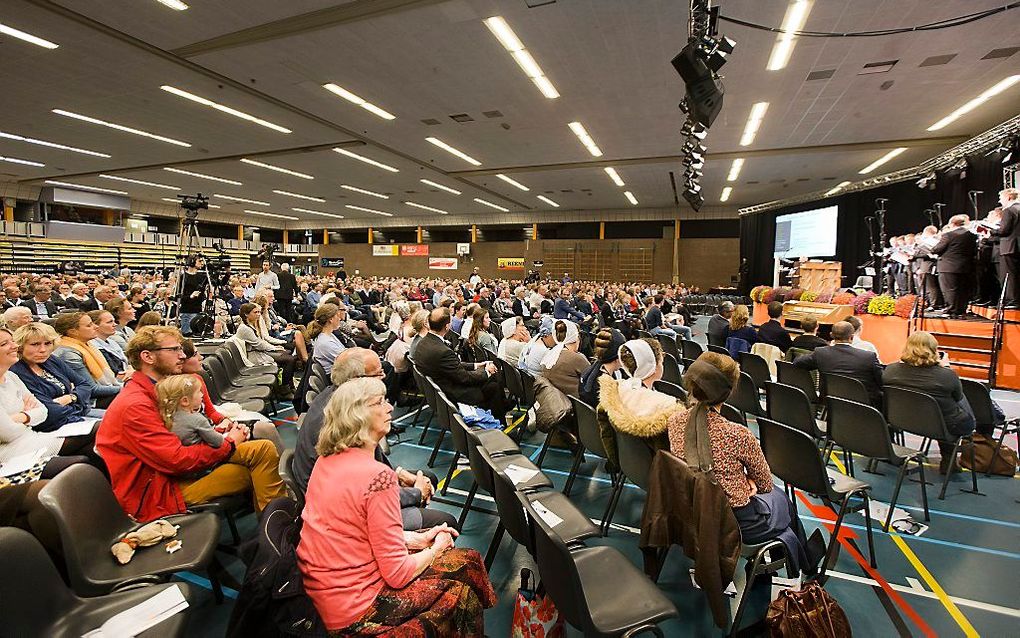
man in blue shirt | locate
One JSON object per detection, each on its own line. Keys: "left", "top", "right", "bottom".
{"left": 553, "top": 288, "right": 586, "bottom": 323}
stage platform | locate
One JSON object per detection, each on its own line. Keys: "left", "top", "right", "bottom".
{"left": 753, "top": 303, "right": 1020, "bottom": 390}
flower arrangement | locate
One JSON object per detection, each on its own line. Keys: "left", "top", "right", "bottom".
{"left": 750, "top": 285, "right": 770, "bottom": 303}
{"left": 815, "top": 292, "right": 833, "bottom": 304}
{"left": 788, "top": 288, "right": 805, "bottom": 302}
{"left": 853, "top": 291, "right": 876, "bottom": 314}
{"left": 800, "top": 290, "right": 818, "bottom": 302}
{"left": 832, "top": 291, "right": 855, "bottom": 305}
{"left": 772, "top": 286, "right": 792, "bottom": 302}
{"left": 761, "top": 287, "right": 777, "bottom": 304}
{"left": 867, "top": 294, "right": 896, "bottom": 316}
{"left": 894, "top": 294, "right": 918, "bottom": 318}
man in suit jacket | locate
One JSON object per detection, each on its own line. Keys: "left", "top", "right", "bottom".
{"left": 757, "top": 301, "right": 793, "bottom": 353}
{"left": 931, "top": 214, "right": 978, "bottom": 317}
{"left": 274, "top": 263, "right": 298, "bottom": 322}
{"left": 707, "top": 301, "right": 733, "bottom": 347}
{"left": 992, "top": 188, "right": 1020, "bottom": 307}
{"left": 20, "top": 284, "right": 58, "bottom": 319}
{"left": 794, "top": 321, "right": 884, "bottom": 407}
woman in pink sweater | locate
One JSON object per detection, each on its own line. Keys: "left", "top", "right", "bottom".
{"left": 297, "top": 377, "right": 496, "bottom": 636}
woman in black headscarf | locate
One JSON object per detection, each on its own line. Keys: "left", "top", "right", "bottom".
{"left": 578, "top": 328, "right": 626, "bottom": 407}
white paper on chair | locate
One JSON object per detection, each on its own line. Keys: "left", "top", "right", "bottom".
{"left": 0, "top": 448, "right": 47, "bottom": 477}
{"left": 82, "top": 583, "right": 189, "bottom": 638}
{"left": 503, "top": 464, "right": 539, "bottom": 486}
{"left": 531, "top": 500, "right": 564, "bottom": 527}
{"left": 40, "top": 418, "right": 98, "bottom": 438}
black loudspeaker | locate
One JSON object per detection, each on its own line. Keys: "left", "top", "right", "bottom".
{"left": 671, "top": 43, "right": 725, "bottom": 128}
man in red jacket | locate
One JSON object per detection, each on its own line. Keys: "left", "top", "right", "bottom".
{"left": 96, "top": 325, "right": 285, "bottom": 522}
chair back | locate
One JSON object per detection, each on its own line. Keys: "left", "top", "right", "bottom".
{"left": 764, "top": 381, "right": 822, "bottom": 439}
{"left": 656, "top": 333, "right": 679, "bottom": 360}
{"left": 569, "top": 395, "right": 609, "bottom": 460}
{"left": 680, "top": 339, "right": 704, "bottom": 360}
{"left": 0, "top": 528, "right": 79, "bottom": 635}
{"left": 661, "top": 352, "right": 682, "bottom": 385}
{"left": 720, "top": 403, "right": 747, "bottom": 427}
{"left": 441, "top": 395, "right": 471, "bottom": 456}
{"left": 222, "top": 341, "right": 247, "bottom": 375}
{"left": 727, "top": 372, "right": 763, "bottom": 417}
{"left": 464, "top": 427, "right": 497, "bottom": 495}
{"left": 822, "top": 373, "right": 870, "bottom": 405}
{"left": 757, "top": 417, "right": 831, "bottom": 496}
{"left": 519, "top": 369, "right": 537, "bottom": 406}
{"left": 278, "top": 448, "right": 305, "bottom": 507}
{"left": 960, "top": 378, "right": 996, "bottom": 433}
{"left": 738, "top": 351, "right": 771, "bottom": 391}
{"left": 197, "top": 369, "right": 223, "bottom": 403}
{"left": 785, "top": 346, "right": 812, "bottom": 362}
{"left": 776, "top": 360, "right": 819, "bottom": 404}
{"left": 653, "top": 379, "right": 687, "bottom": 402}
{"left": 308, "top": 375, "right": 325, "bottom": 393}
{"left": 500, "top": 358, "right": 525, "bottom": 402}
{"left": 206, "top": 355, "right": 236, "bottom": 390}
{"left": 750, "top": 342, "right": 783, "bottom": 377}
{"left": 681, "top": 357, "right": 696, "bottom": 370}
{"left": 725, "top": 336, "right": 751, "bottom": 359}
{"left": 525, "top": 500, "right": 590, "bottom": 631}
{"left": 482, "top": 449, "right": 534, "bottom": 555}
{"left": 883, "top": 386, "right": 951, "bottom": 441}
{"left": 636, "top": 329, "right": 652, "bottom": 340}
{"left": 826, "top": 397, "right": 896, "bottom": 461}
{"left": 616, "top": 430, "right": 654, "bottom": 491}
{"left": 707, "top": 344, "right": 730, "bottom": 356}
{"left": 428, "top": 379, "right": 452, "bottom": 432}
{"left": 311, "top": 362, "right": 327, "bottom": 382}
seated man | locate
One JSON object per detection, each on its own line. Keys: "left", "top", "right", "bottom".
{"left": 793, "top": 321, "right": 884, "bottom": 407}
{"left": 292, "top": 347, "right": 458, "bottom": 531}
{"left": 707, "top": 301, "right": 733, "bottom": 347}
{"left": 789, "top": 316, "right": 828, "bottom": 351}
{"left": 96, "top": 326, "right": 286, "bottom": 522}
{"left": 757, "top": 301, "right": 793, "bottom": 353}
{"left": 845, "top": 315, "right": 879, "bottom": 357}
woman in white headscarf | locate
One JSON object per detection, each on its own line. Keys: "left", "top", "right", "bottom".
{"left": 538, "top": 320, "right": 589, "bottom": 398}
{"left": 597, "top": 337, "right": 683, "bottom": 469}
{"left": 496, "top": 316, "right": 529, "bottom": 367}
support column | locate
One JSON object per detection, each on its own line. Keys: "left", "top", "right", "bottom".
{"left": 471, "top": 224, "right": 477, "bottom": 243}
{"left": 416, "top": 225, "right": 423, "bottom": 243}
{"left": 237, "top": 224, "right": 244, "bottom": 242}
{"left": 3, "top": 198, "right": 14, "bottom": 223}
{"left": 532, "top": 223, "right": 538, "bottom": 240}
{"left": 672, "top": 218, "right": 681, "bottom": 285}
{"left": 599, "top": 221, "right": 605, "bottom": 240}
{"left": 283, "top": 230, "right": 289, "bottom": 251}
{"left": 368, "top": 227, "right": 373, "bottom": 244}
{"left": 323, "top": 229, "right": 329, "bottom": 245}
{"left": 102, "top": 209, "right": 116, "bottom": 225}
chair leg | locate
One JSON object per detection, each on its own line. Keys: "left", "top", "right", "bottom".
{"left": 484, "top": 522, "right": 505, "bottom": 570}
{"left": 730, "top": 552, "right": 764, "bottom": 637}
{"left": 916, "top": 459, "right": 930, "bottom": 522}
{"left": 224, "top": 510, "right": 240, "bottom": 546}
{"left": 534, "top": 432, "right": 553, "bottom": 469}
{"left": 819, "top": 496, "right": 851, "bottom": 579}
{"left": 427, "top": 429, "right": 446, "bottom": 467}
{"left": 562, "top": 445, "right": 585, "bottom": 496}
{"left": 208, "top": 568, "right": 224, "bottom": 605}
{"left": 417, "top": 411, "right": 433, "bottom": 445}
{"left": 938, "top": 440, "right": 962, "bottom": 500}
{"left": 884, "top": 463, "right": 909, "bottom": 531}
{"left": 962, "top": 436, "right": 982, "bottom": 495}
{"left": 600, "top": 480, "right": 624, "bottom": 536}
{"left": 457, "top": 481, "right": 477, "bottom": 529}
{"left": 861, "top": 492, "right": 877, "bottom": 568}
{"left": 441, "top": 451, "right": 459, "bottom": 496}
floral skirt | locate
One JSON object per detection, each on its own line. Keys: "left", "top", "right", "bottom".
{"left": 331, "top": 548, "right": 497, "bottom": 637}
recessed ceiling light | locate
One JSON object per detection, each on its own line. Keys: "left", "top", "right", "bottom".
{"left": 213, "top": 193, "right": 270, "bottom": 206}
{"left": 162, "top": 197, "right": 219, "bottom": 208}
{"left": 624, "top": 191, "right": 638, "bottom": 206}
{"left": 292, "top": 207, "right": 344, "bottom": 219}
{"left": 927, "top": 75, "right": 1020, "bottom": 131}
{"left": 322, "top": 83, "right": 396, "bottom": 120}
{"left": 419, "top": 178, "right": 461, "bottom": 195}
{"left": 496, "top": 174, "right": 529, "bottom": 191}
{"left": 474, "top": 197, "right": 509, "bottom": 212}
{"left": 824, "top": 180, "right": 852, "bottom": 196}
{"left": 0, "top": 155, "right": 44, "bottom": 167}
{"left": 345, "top": 204, "right": 394, "bottom": 217}
{"left": 425, "top": 137, "right": 482, "bottom": 166}
{"left": 239, "top": 158, "right": 314, "bottom": 179}
{"left": 604, "top": 167, "right": 625, "bottom": 186}
{"left": 53, "top": 109, "right": 191, "bottom": 147}
{"left": 404, "top": 201, "right": 450, "bottom": 215}
{"left": 483, "top": 16, "right": 560, "bottom": 99}
{"left": 537, "top": 195, "right": 559, "bottom": 208}
{"left": 100, "top": 174, "right": 179, "bottom": 190}
{"left": 859, "top": 147, "right": 907, "bottom": 174}
{"left": 163, "top": 167, "right": 241, "bottom": 185}
{"left": 0, "top": 22, "right": 58, "bottom": 49}
{"left": 155, "top": 0, "right": 189, "bottom": 8}
{"left": 244, "top": 209, "right": 299, "bottom": 221}
{"left": 273, "top": 189, "right": 325, "bottom": 202}
{"left": 161, "top": 85, "right": 292, "bottom": 133}
{"left": 0, "top": 130, "right": 110, "bottom": 157}
{"left": 766, "top": 1, "right": 811, "bottom": 71}
{"left": 739, "top": 102, "right": 769, "bottom": 146}
{"left": 333, "top": 148, "right": 399, "bottom": 172}
{"left": 45, "top": 180, "right": 127, "bottom": 195}
{"left": 567, "top": 122, "right": 603, "bottom": 157}
{"left": 727, "top": 158, "right": 744, "bottom": 182}
{"left": 720, "top": 186, "right": 732, "bottom": 202}
{"left": 340, "top": 184, "right": 388, "bottom": 199}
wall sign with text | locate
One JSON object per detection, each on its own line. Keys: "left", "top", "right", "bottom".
{"left": 372, "top": 245, "right": 399, "bottom": 256}
{"left": 498, "top": 257, "right": 525, "bottom": 270}
{"left": 400, "top": 244, "right": 429, "bottom": 256}
{"left": 428, "top": 257, "right": 458, "bottom": 270}
{"left": 320, "top": 257, "right": 345, "bottom": 268}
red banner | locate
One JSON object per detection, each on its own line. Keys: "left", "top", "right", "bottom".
{"left": 400, "top": 244, "right": 429, "bottom": 256}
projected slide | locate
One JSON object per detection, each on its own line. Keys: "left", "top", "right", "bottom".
{"left": 773, "top": 205, "right": 838, "bottom": 257}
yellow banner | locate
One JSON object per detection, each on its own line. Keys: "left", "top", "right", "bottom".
{"left": 498, "top": 257, "right": 525, "bottom": 270}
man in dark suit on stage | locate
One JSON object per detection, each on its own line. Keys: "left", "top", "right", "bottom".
{"left": 992, "top": 188, "right": 1020, "bottom": 308}
{"left": 931, "top": 214, "right": 978, "bottom": 318}
{"left": 793, "top": 321, "right": 884, "bottom": 407}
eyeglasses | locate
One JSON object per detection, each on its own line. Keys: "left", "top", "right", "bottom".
{"left": 147, "top": 346, "right": 185, "bottom": 354}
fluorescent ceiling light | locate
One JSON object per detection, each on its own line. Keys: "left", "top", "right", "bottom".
{"left": 162, "top": 197, "right": 219, "bottom": 208}
{"left": 474, "top": 197, "right": 508, "bottom": 212}
{"left": 239, "top": 158, "right": 313, "bottom": 179}
{"left": 425, "top": 137, "right": 482, "bottom": 166}
{"left": 727, "top": 158, "right": 744, "bottom": 182}
{"left": 244, "top": 209, "right": 299, "bottom": 221}
{"left": 0, "top": 155, "right": 44, "bottom": 167}
{"left": 213, "top": 193, "right": 270, "bottom": 206}
{"left": 272, "top": 189, "right": 325, "bottom": 202}
{"left": 156, "top": 0, "right": 189, "bottom": 10}
{"left": 496, "top": 174, "right": 529, "bottom": 191}
{"left": 604, "top": 167, "right": 625, "bottom": 186}
{"left": 404, "top": 201, "right": 450, "bottom": 215}
{"left": 100, "top": 174, "right": 179, "bottom": 190}
{"left": 419, "top": 178, "right": 461, "bottom": 195}
{"left": 161, "top": 85, "right": 292, "bottom": 134}
{"left": 0, "top": 22, "right": 58, "bottom": 49}
{"left": 767, "top": 1, "right": 811, "bottom": 71}
{"left": 333, "top": 148, "right": 399, "bottom": 173}
{"left": 163, "top": 167, "right": 240, "bottom": 185}
{"left": 345, "top": 204, "right": 393, "bottom": 217}
{"left": 0, "top": 130, "right": 110, "bottom": 157}
{"left": 858, "top": 147, "right": 907, "bottom": 174}
{"left": 322, "top": 83, "right": 395, "bottom": 120}
{"left": 45, "top": 180, "right": 127, "bottom": 195}
{"left": 567, "top": 122, "right": 603, "bottom": 157}
{"left": 52, "top": 109, "right": 191, "bottom": 147}
{"left": 483, "top": 17, "right": 559, "bottom": 99}
{"left": 720, "top": 186, "right": 732, "bottom": 202}
{"left": 739, "top": 102, "right": 769, "bottom": 146}
{"left": 537, "top": 195, "right": 559, "bottom": 208}
{"left": 927, "top": 75, "right": 1020, "bottom": 131}
{"left": 824, "top": 180, "right": 852, "bottom": 196}
{"left": 292, "top": 207, "right": 344, "bottom": 219}
{"left": 624, "top": 191, "right": 638, "bottom": 206}
{"left": 340, "top": 184, "right": 388, "bottom": 199}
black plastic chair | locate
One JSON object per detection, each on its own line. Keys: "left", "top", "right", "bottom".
{"left": 681, "top": 357, "right": 696, "bottom": 370}
{"left": 961, "top": 377, "right": 1019, "bottom": 476}
{"left": 223, "top": 340, "right": 277, "bottom": 377}
{"left": 680, "top": 339, "right": 704, "bottom": 360}
{"left": 764, "top": 381, "right": 826, "bottom": 441}
{"left": 653, "top": 380, "right": 687, "bottom": 403}
{"left": 720, "top": 403, "right": 747, "bottom": 427}
{"left": 205, "top": 356, "right": 273, "bottom": 402}
{"left": 827, "top": 397, "right": 928, "bottom": 530}
{"left": 499, "top": 357, "right": 529, "bottom": 411}
{"left": 525, "top": 500, "right": 679, "bottom": 637}
{"left": 758, "top": 417, "right": 876, "bottom": 576}
{"left": 278, "top": 448, "right": 304, "bottom": 509}
{"left": 707, "top": 344, "right": 730, "bottom": 356}
{"left": 884, "top": 386, "right": 981, "bottom": 500}
{"left": 438, "top": 393, "right": 520, "bottom": 496}
{"left": 656, "top": 333, "right": 679, "bottom": 361}
{"left": 727, "top": 372, "right": 763, "bottom": 419}
{"left": 661, "top": 353, "right": 682, "bottom": 386}
{"left": 0, "top": 528, "right": 196, "bottom": 638}
{"left": 776, "top": 360, "right": 820, "bottom": 406}
{"left": 822, "top": 373, "right": 871, "bottom": 406}
{"left": 738, "top": 351, "right": 771, "bottom": 392}
{"left": 600, "top": 430, "right": 656, "bottom": 536}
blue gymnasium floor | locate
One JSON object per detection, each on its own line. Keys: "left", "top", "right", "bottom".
{"left": 183, "top": 319, "right": 1020, "bottom": 637}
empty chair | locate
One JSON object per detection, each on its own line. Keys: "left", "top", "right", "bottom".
{"left": 656, "top": 333, "right": 679, "bottom": 361}
{"left": 727, "top": 372, "right": 763, "bottom": 419}
{"left": 738, "top": 351, "right": 771, "bottom": 392}
{"left": 499, "top": 357, "right": 528, "bottom": 410}
{"left": 223, "top": 340, "right": 277, "bottom": 377}
{"left": 600, "top": 429, "right": 658, "bottom": 536}
{"left": 438, "top": 394, "right": 520, "bottom": 496}
{"left": 661, "top": 352, "right": 682, "bottom": 385}
{"left": 707, "top": 344, "right": 730, "bottom": 356}
{"left": 0, "top": 528, "right": 196, "bottom": 638}
{"left": 776, "top": 360, "right": 820, "bottom": 406}
{"left": 764, "top": 381, "right": 826, "bottom": 440}
{"left": 308, "top": 375, "right": 325, "bottom": 393}
{"left": 720, "top": 403, "right": 747, "bottom": 427}
{"left": 653, "top": 380, "right": 687, "bottom": 403}
{"left": 961, "top": 377, "right": 1019, "bottom": 475}
{"left": 823, "top": 373, "right": 870, "bottom": 406}
{"left": 563, "top": 395, "right": 615, "bottom": 496}
{"left": 680, "top": 339, "right": 704, "bottom": 360}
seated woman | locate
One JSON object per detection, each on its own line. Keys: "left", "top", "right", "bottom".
{"left": 539, "top": 319, "right": 589, "bottom": 398}
{"left": 883, "top": 331, "right": 979, "bottom": 474}
{"left": 88, "top": 309, "right": 131, "bottom": 380}
{"left": 298, "top": 378, "right": 496, "bottom": 636}
{"left": 723, "top": 304, "right": 758, "bottom": 351}
{"left": 136, "top": 310, "right": 163, "bottom": 329}
{"left": 104, "top": 297, "right": 136, "bottom": 351}
{"left": 464, "top": 307, "right": 498, "bottom": 358}
{"left": 307, "top": 304, "right": 346, "bottom": 376}
{"left": 579, "top": 328, "right": 626, "bottom": 407}
{"left": 495, "top": 316, "right": 529, "bottom": 368}
{"left": 236, "top": 303, "right": 296, "bottom": 396}
{"left": 255, "top": 293, "right": 309, "bottom": 365}
{"left": 51, "top": 312, "right": 122, "bottom": 406}
{"left": 667, "top": 352, "right": 810, "bottom": 570}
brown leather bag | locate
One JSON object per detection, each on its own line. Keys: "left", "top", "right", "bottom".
{"left": 766, "top": 581, "right": 852, "bottom": 637}
{"left": 958, "top": 433, "right": 1018, "bottom": 476}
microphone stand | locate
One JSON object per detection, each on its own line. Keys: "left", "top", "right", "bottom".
{"left": 875, "top": 198, "right": 892, "bottom": 294}
{"left": 968, "top": 190, "right": 983, "bottom": 218}
{"left": 933, "top": 203, "right": 946, "bottom": 228}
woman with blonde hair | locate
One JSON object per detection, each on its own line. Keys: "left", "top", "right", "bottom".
{"left": 298, "top": 378, "right": 496, "bottom": 635}
{"left": 237, "top": 302, "right": 297, "bottom": 396}
{"left": 723, "top": 304, "right": 757, "bottom": 346}
{"left": 253, "top": 293, "right": 309, "bottom": 364}
{"left": 50, "top": 312, "right": 122, "bottom": 405}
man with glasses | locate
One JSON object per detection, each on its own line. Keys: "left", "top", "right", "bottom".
{"left": 96, "top": 325, "right": 286, "bottom": 522}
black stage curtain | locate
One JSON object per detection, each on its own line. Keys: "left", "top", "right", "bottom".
{"left": 740, "top": 154, "right": 1005, "bottom": 290}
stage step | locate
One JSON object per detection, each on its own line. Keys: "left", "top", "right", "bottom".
{"left": 928, "top": 331, "right": 994, "bottom": 342}
{"left": 939, "top": 345, "right": 994, "bottom": 355}
{"left": 949, "top": 360, "right": 991, "bottom": 370}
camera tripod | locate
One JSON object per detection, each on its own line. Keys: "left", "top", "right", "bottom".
{"left": 166, "top": 195, "right": 221, "bottom": 336}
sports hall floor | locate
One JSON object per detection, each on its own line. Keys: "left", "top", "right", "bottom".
{"left": 183, "top": 317, "right": 1020, "bottom": 637}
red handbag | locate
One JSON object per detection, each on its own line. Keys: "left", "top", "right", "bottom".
{"left": 510, "top": 569, "right": 565, "bottom": 638}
